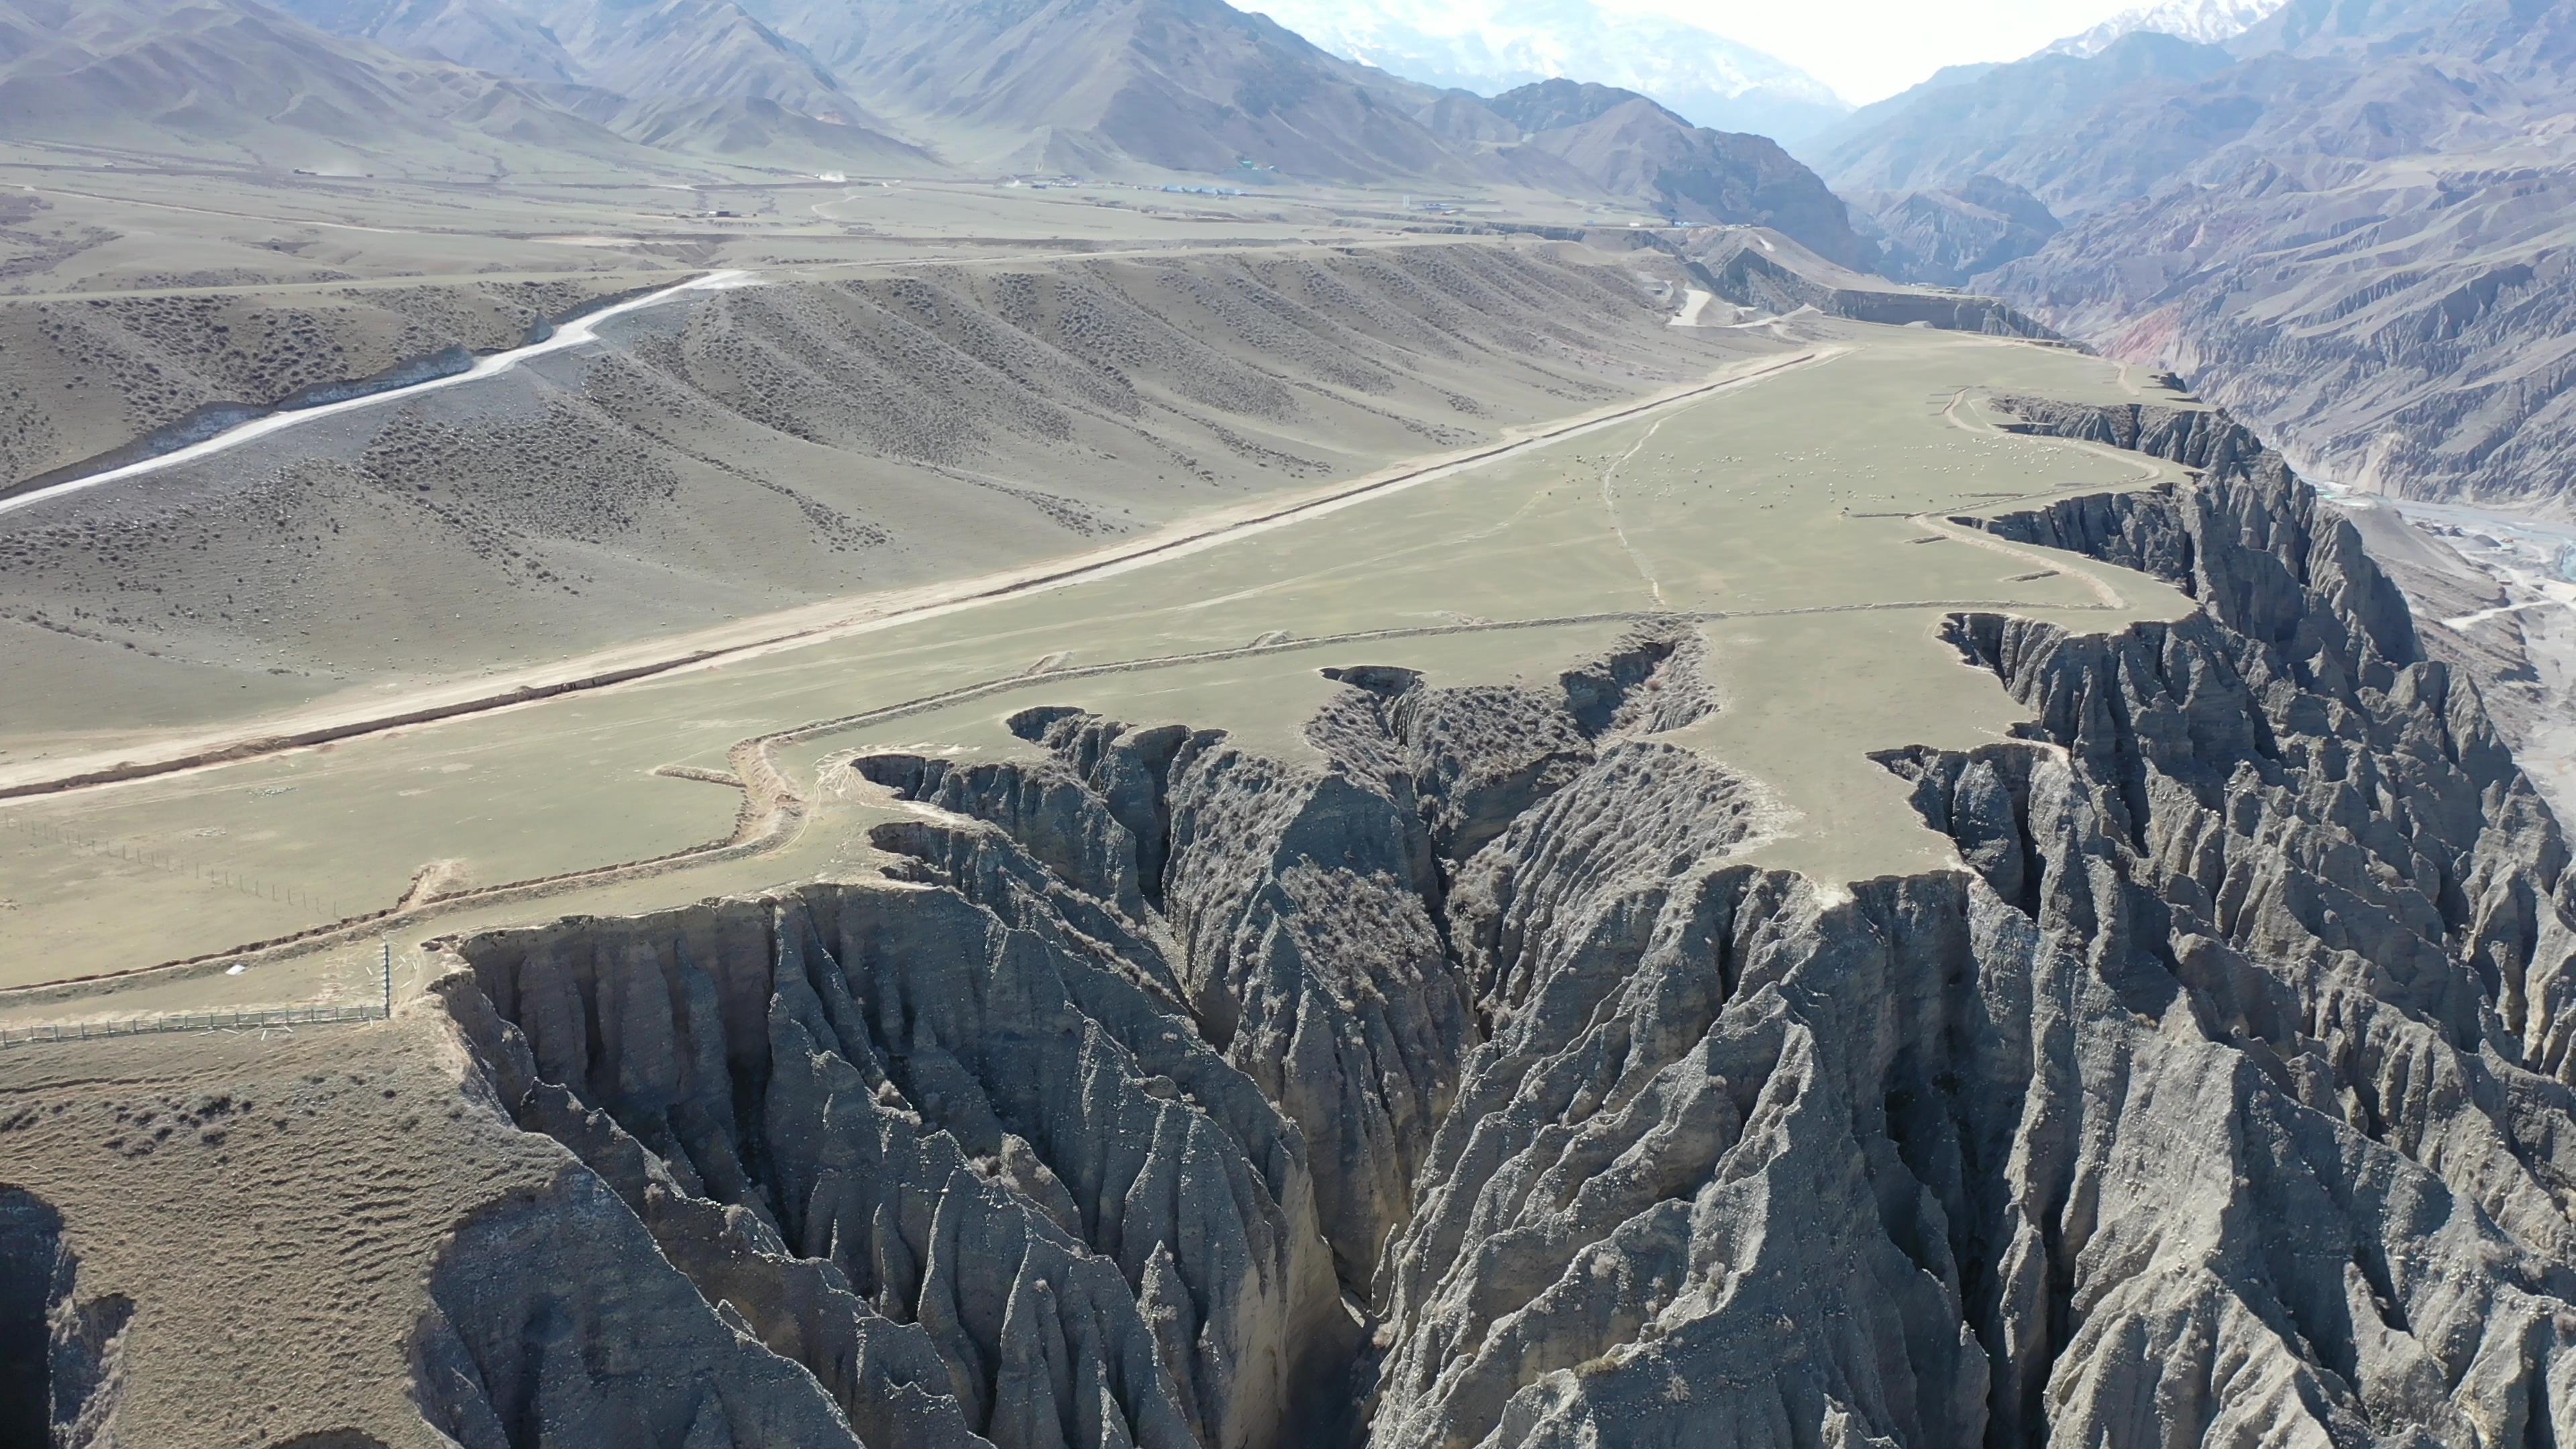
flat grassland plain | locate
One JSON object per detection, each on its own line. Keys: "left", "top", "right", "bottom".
{"left": 0, "top": 284, "right": 2195, "bottom": 1011}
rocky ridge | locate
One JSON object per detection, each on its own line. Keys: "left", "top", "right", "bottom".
{"left": 411, "top": 405, "right": 2576, "bottom": 1448}
{"left": 1681, "top": 228, "right": 2053, "bottom": 337}
{"left": 1848, "top": 175, "right": 2063, "bottom": 290}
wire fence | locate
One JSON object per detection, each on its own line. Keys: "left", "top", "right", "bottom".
{"left": 0, "top": 1001, "right": 386, "bottom": 1049}
{"left": 0, "top": 810, "right": 360, "bottom": 921}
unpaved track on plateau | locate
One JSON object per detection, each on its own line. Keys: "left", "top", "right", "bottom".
{"left": 0, "top": 346, "right": 1845, "bottom": 806}
{"left": 7, "top": 588, "right": 2133, "bottom": 994}
{"left": 2, "top": 337, "right": 2203, "bottom": 991}
{"left": 1913, "top": 387, "right": 2156, "bottom": 608}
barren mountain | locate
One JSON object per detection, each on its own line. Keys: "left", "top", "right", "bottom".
{"left": 266, "top": 0, "right": 586, "bottom": 81}
{"left": 235, "top": 0, "right": 1876, "bottom": 252}
{"left": 1833, "top": 0, "right": 2576, "bottom": 517}
{"left": 1479, "top": 80, "right": 1876, "bottom": 269}
{"left": 570, "top": 0, "right": 1470, "bottom": 181}
{"left": 2041, "top": 0, "right": 2286, "bottom": 58}
{"left": 0, "top": 0, "right": 657, "bottom": 176}
{"left": 1848, "top": 173, "right": 2061, "bottom": 288}
{"left": 285, "top": 0, "right": 900, "bottom": 135}
{"left": 1809, "top": 30, "right": 2241, "bottom": 211}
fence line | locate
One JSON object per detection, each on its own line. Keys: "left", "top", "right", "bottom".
{"left": 0, "top": 812, "right": 356, "bottom": 920}
{"left": 0, "top": 1002, "right": 383, "bottom": 1049}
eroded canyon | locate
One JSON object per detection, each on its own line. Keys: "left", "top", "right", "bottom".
{"left": 8, "top": 376, "right": 2575, "bottom": 1448}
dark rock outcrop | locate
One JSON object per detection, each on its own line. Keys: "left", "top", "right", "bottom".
{"left": 1369, "top": 405, "right": 2576, "bottom": 1448}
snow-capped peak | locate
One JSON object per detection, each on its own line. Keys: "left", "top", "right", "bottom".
{"left": 2042, "top": 0, "right": 2288, "bottom": 58}
{"left": 1239, "top": 0, "right": 1852, "bottom": 142}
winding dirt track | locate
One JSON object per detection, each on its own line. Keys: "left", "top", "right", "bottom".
{"left": 0, "top": 344, "right": 2163, "bottom": 991}
{"left": 5, "top": 591, "right": 2135, "bottom": 996}
{"left": 0, "top": 270, "right": 760, "bottom": 519}
{"left": 0, "top": 347, "right": 1844, "bottom": 806}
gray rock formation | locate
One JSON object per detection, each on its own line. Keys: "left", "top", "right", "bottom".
{"left": 420, "top": 412, "right": 2576, "bottom": 1448}
{"left": 0, "top": 1187, "right": 127, "bottom": 1449}
{"left": 415, "top": 1170, "right": 878, "bottom": 1449}
{"left": 1369, "top": 403, "right": 2576, "bottom": 1448}
{"left": 437, "top": 875, "right": 1344, "bottom": 1449}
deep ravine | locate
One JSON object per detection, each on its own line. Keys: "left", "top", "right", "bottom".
{"left": 418, "top": 401, "right": 2576, "bottom": 1449}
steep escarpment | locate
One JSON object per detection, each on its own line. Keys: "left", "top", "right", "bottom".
{"left": 0, "top": 1187, "right": 127, "bottom": 1449}
{"left": 425, "top": 628, "right": 1715, "bottom": 1448}
{"left": 437, "top": 878, "right": 1342, "bottom": 1449}
{"left": 1371, "top": 411, "right": 2576, "bottom": 1447}
{"left": 415, "top": 1171, "right": 873, "bottom": 1449}
{"left": 857, "top": 631, "right": 1714, "bottom": 1287}
{"left": 1980, "top": 394, "right": 2420, "bottom": 665}
{"left": 422, "top": 417, "right": 2576, "bottom": 1447}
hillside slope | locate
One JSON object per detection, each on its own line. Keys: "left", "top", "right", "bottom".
{"left": 1479, "top": 80, "right": 1875, "bottom": 269}
{"left": 0, "top": 0, "right": 661, "bottom": 176}
{"left": 1831, "top": 0, "right": 2576, "bottom": 516}
{"left": 0, "top": 241, "right": 1748, "bottom": 726}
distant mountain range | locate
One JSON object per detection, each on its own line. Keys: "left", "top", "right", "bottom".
{"left": 1238, "top": 0, "right": 1850, "bottom": 143}
{"left": 0, "top": 0, "right": 1876, "bottom": 266}
{"left": 1819, "top": 0, "right": 2576, "bottom": 517}
{"left": 2039, "top": 0, "right": 2287, "bottom": 59}
{"left": 1805, "top": 31, "right": 2245, "bottom": 215}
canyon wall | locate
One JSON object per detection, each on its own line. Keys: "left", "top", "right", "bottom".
{"left": 420, "top": 407, "right": 2576, "bottom": 1447}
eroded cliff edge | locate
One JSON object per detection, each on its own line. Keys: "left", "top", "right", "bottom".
{"left": 416, "top": 405, "right": 2576, "bottom": 1449}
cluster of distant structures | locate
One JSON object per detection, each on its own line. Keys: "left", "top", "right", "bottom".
{"left": 998, "top": 174, "right": 1255, "bottom": 199}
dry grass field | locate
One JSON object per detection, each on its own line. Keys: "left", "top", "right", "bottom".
{"left": 0, "top": 322, "right": 2193, "bottom": 1005}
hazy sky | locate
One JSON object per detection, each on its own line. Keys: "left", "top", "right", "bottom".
{"left": 1619, "top": 0, "right": 2145, "bottom": 101}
